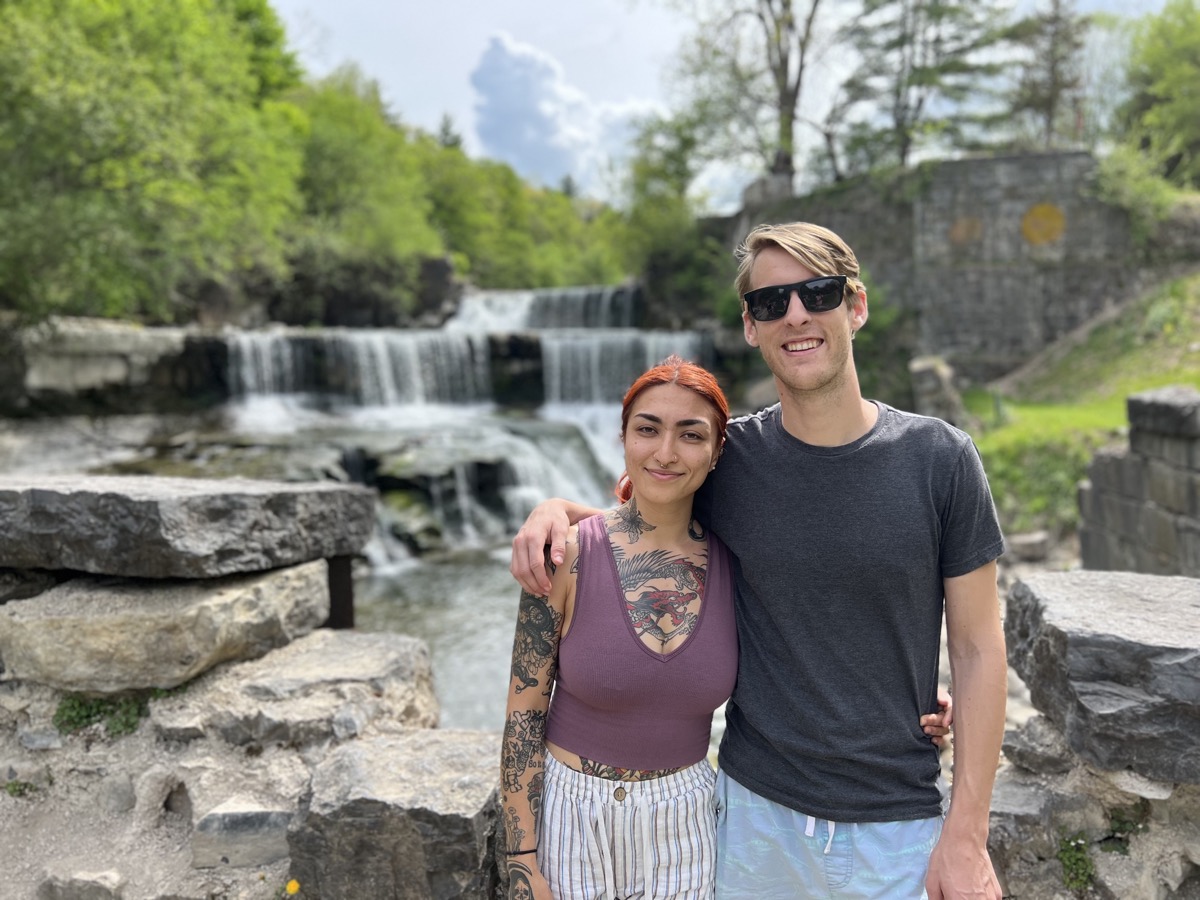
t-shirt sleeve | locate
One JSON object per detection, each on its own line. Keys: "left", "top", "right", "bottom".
{"left": 940, "top": 439, "right": 1006, "bottom": 578}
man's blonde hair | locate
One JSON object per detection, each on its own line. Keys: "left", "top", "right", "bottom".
{"left": 734, "top": 222, "right": 866, "bottom": 303}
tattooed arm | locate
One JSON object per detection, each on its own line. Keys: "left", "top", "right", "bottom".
{"left": 501, "top": 538, "right": 574, "bottom": 900}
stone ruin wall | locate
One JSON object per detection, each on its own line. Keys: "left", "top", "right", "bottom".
{"left": 732, "top": 151, "right": 1200, "bottom": 383}
{"left": 1079, "top": 385, "right": 1200, "bottom": 578}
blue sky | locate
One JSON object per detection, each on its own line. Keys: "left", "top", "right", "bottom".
{"left": 270, "top": 0, "right": 1167, "bottom": 211}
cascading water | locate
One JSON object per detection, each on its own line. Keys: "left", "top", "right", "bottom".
{"left": 223, "top": 284, "right": 717, "bottom": 731}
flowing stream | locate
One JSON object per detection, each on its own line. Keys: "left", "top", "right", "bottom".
{"left": 223, "top": 286, "right": 711, "bottom": 731}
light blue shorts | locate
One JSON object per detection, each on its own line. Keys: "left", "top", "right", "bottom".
{"left": 714, "top": 769, "right": 942, "bottom": 899}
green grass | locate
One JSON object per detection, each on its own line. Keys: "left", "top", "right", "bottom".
{"left": 963, "top": 272, "right": 1200, "bottom": 537}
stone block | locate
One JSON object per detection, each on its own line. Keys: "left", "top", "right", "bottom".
{"left": 1145, "top": 458, "right": 1200, "bottom": 516}
{"left": 36, "top": 870, "right": 126, "bottom": 900}
{"left": 1139, "top": 503, "right": 1180, "bottom": 558}
{"left": 192, "top": 795, "right": 292, "bottom": 868}
{"left": 1130, "top": 431, "right": 1200, "bottom": 469}
{"left": 1087, "top": 448, "right": 1146, "bottom": 499}
{"left": 1006, "top": 571, "right": 1200, "bottom": 783}
{"left": 1003, "top": 715, "right": 1075, "bottom": 775}
{"left": 1180, "top": 521, "right": 1200, "bottom": 579}
{"left": 0, "top": 560, "right": 328, "bottom": 692}
{"left": 1127, "top": 385, "right": 1200, "bottom": 438}
{"left": 288, "top": 730, "right": 503, "bottom": 900}
{"left": 150, "top": 629, "right": 438, "bottom": 746}
{"left": 0, "top": 475, "right": 376, "bottom": 579}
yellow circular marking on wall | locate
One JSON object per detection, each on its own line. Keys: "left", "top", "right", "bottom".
{"left": 1022, "top": 203, "right": 1066, "bottom": 245}
{"left": 948, "top": 216, "right": 984, "bottom": 245}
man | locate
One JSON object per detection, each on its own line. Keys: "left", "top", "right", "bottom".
{"left": 510, "top": 221, "right": 1007, "bottom": 898}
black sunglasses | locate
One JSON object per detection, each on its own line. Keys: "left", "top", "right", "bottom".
{"left": 743, "top": 275, "right": 848, "bottom": 321}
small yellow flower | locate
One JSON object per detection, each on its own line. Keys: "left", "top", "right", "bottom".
{"left": 285, "top": 880, "right": 301, "bottom": 896}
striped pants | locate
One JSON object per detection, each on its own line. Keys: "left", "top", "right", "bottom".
{"left": 538, "top": 752, "right": 717, "bottom": 899}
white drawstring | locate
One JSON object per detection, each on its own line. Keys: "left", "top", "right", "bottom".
{"left": 806, "top": 814, "right": 836, "bottom": 854}
{"left": 593, "top": 800, "right": 617, "bottom": 900}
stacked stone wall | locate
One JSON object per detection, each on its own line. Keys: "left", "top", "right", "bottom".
{"left": 734, "top": 151, "right": 1199, "bottom": 382}
{"left": 1079, "top": 385, "right": 1200, "bottom": 577}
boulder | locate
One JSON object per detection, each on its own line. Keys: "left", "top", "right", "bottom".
{"left": 0, "top": 475, "right": 376, "bottom": 578}
{"left": 0, "top": 560, "right": 328, "bottom": 692}
{"left": 1005, "top": 571, "right": 1200, "bottom": 784}
{"left": 150, "top": 629, "right": 438, "bottom": 746}
{"left": 288, "top": 729, "right": 502, "bottom": 900}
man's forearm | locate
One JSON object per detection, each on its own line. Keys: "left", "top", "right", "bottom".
{"left": 944, "top": 637, "right": 1007, "bottom": 836}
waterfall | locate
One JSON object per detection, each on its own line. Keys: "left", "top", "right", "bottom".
{"left": 540, "top": 330, "right": 709, "bottom": 404}
{"left": 222, "top": 282, "right": 712, "bottom": 549}
{"left": 226, "top": 329, "right": 492, "bottom": 406}
{"left": 449, "top": 284, "right": 639, "bottom": 331}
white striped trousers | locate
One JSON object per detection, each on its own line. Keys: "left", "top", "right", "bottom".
{"left": 538, "top": 752, "right": 717, "bottom": 900}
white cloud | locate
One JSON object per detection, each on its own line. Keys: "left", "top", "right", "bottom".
{"left": 469, "top": 32, "right": 660, "bottom": 200}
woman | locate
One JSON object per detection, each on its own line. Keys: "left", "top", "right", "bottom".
{"left": 500, "top": 356, "right": 949, "bottom": 899}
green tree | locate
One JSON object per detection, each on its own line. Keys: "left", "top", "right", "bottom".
{"left": 280, "top": 66, "right": 444, "bottom": 322}
{"left": 617, "top": 112, "right": 730, "bottom": 326}
{"left": 1120, "top": 0, "right": 1200, "bottom": 187}
{"left": 838, "top": 0, "right": 1017, "bottom": 167}
{"left": 0, "top": 0, "right": 303, "bottom": 323}
{"left": 1003, "top": 0, "right": 1090, "bottom": 150}
{"left": 657, "top": 0, "right": 836, "bottom": 183}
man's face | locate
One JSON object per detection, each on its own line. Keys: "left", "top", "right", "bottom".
{"left": 742, "top": 245, "right": 866, "bottom": 399}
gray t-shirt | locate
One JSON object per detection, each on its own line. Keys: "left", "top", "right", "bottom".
{"left": 695, "top": 402, "right": 1005, "bottom": 822}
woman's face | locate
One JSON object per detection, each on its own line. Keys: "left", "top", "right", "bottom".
{"left": 621, "top": 382, "right": 721, "bottom": 506}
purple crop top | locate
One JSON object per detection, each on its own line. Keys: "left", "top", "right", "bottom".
{"left": 544, "top": 514, "right": 739, "bottom": 770}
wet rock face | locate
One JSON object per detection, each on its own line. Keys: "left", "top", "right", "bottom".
{"left": 0, "top": 475, "right": 376, "bottom": 578}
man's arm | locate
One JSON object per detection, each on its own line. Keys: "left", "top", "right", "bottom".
{"left": 510, "top": 499, "right": 603, "bottom": 595}
{"left": 926, "top": 560, "right": 1007, "bottom": 900}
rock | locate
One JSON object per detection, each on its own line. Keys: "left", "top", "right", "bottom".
{"left": 1006, "top": 531, "right": 1051, "bottom": 563}
{"left": 0, "top": 568, "right": 61, "bottom": 603}
{"left": 36, "top": 870, "right": 126, "bottom": 900}
{"left": 1127, "top": 385, "right": 1200, "bottom": 438}
{"left": 288, "top": 730, "right": 502, "bottom": 900}
{"left": 191, "top": 795, "right": 292, "bottom": 868}
{"left": 0, "top": 560, "right": 328, "bottom": 692}
{"left": 1003, "top": 715, "right": 1075, "bottom": 775}
{"left": 909, "top": 355, "right": 974, "bottom": 430}
{"left": 150, "top": 629, "right": 438, "bottom": 746}
{"left": 1005, "top": 571, "right": 1200, "bottom": 784}
{"left": 0, "top": 475, "right": 376, "bottom": 579}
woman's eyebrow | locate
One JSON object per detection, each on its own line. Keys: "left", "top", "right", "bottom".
{"left": 632, "top": 412, "right": 709, "bottom": 428}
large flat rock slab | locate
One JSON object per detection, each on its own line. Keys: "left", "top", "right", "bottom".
{"left": 1006, "top": 570, "right": 1200, "bottom": 783}
{"left": 0, "top": 561, "right": 328, "bottom": 693}
{"left": 0, "top": 475, "right": 376, "bottom": 578}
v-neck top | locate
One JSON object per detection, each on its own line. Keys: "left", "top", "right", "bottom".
{"left": 544, "top": 514, "right": 738, "bottom": 770}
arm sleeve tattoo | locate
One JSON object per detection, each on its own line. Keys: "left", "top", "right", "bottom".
{"left": 501, "top": 585, "right": 563, "bottom": 857}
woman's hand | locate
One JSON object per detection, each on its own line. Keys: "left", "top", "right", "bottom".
{"left": 922, "top": 687, "right": 954, "bottom": 748}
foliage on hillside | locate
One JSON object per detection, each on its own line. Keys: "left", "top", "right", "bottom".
{"left": 0, "top": 0, "right": 631, "bottom": 326}
{"left": 969, "top": 270, "right": 1200, "bottom": 537}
